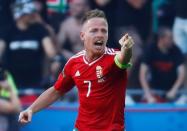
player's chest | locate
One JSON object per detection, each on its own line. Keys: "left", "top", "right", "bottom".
{"left": 72, "top": 63, "right": 113, "bottom": 97}
{"left": 72, "top": 63, "right": 111, "bottom": 84}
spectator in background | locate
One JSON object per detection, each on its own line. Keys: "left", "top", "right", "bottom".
{"left": 173, "top": 0, "right": 187, "bottom": 55}
{"left": 157, "top": 0, "right": 175, "bottom": 28}
{"left": 0, "top": 65, "right": 21, "bottom": 131}
{"left": 139, "top": 27, "right": 185, "bottom": 103}
{"left": 172, "top": 0, "right": 187, "bottom": 93}
{"left": 33, "top": 0, "right": 48, "bottom": 23}
{"left": 0, "top": 0, "right": 56, "bottom": 90}
{"left": 33, "top": 0, "right": 57, "bottom": 44}
{"left": 115, "top": 0, "right": 153, "bottom": 45}
{"left": 31, "top": 12, "right": 58, "bottom": 75}
{"left": 57, "top": 0, "right": 89, "bottom": 59}
{"left": 47, "top": 0, "right": 69, "bottom": 34}
{"left": 0, "top": 0, "right": 15, "bottom": 37}
{"left": 0, "top": 0, "right": 15, "bottom": 58}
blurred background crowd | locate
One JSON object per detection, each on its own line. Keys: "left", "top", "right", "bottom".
{"left": 0, "top": 0, "right": 187, "bottom": 130}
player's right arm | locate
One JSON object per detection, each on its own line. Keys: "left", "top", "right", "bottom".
{"left": 18, "top": 86, "right": 61, "bottom": 124}
{"left": 19, "top": 59, "right": 75, "bottom": 124}
{"left": 139, "top": 63, "right": 156, "bottom": 103}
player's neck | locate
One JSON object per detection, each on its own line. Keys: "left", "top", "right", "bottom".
{"left": 85, "top": 52, "right": 103, "bottom": 63}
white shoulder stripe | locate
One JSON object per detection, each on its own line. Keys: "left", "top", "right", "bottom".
{"left": 71, "top": 52, "right": 85, "bottom": 59}
{"left": 74, "top": 50, "right": 85, "bottom": 56}
{"left": 64, "top": 50, "right": 85, "bottom": 66}
{"left": 106, "top": 48, "right": 118, "bottom": 55}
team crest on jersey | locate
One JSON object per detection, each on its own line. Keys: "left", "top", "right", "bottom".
{"left": 96, "top": 66, "right": 105, "bottom": 83}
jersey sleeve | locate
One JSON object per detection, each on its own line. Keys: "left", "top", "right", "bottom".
{"left": 54, "top": 60, "right": 75, "bottom": 94}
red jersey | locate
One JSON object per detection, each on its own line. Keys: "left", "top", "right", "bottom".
{"left": 54, "top": 48, "right": 127, "bottom": 131}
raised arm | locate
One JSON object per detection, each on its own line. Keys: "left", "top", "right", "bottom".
{"left": 18, "top": 87, "right": 61, "bottom": 124}
{"left": 115, "top": 34, "right": 134, "bottom": 69}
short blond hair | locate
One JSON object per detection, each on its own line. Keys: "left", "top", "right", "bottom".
{"left": 81, "top": 9, "right": 107, "bottom": 24}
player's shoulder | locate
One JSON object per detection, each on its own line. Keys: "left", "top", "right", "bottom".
{"left": 67, "top": 50, "right": 85, "bottom": 63}
{"left": 105, "top": 47, "right": 119, "bottom": 56}
{"left": 64, "top": 50, "right": 85, "bottom": 69}
{"left": 72, "top": 50, "right": 85, "bottom": 59}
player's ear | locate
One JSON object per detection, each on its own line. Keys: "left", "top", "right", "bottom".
{"left": 80, "top": 31, "right": 85, "bottom": 41}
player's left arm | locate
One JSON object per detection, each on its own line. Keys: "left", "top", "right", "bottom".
{"left": 115, "top": 34, "right": 134, "bottom": 69}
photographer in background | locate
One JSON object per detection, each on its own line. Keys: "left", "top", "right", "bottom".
{"left": 0, "top": 65, "right": 21, "bottom": 131}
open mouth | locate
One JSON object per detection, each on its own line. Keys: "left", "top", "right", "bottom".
{"left": 94, "top": 40, "right": 104, "bottom": 46}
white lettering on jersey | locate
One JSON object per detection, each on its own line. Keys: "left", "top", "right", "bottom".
{"left": 9, "top": 41, "right": 39, "bottom": 50}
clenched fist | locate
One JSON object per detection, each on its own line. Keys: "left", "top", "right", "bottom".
{"left": 119, "top": 34, "right": 134, "bottom": 49}
{"left": 18, "top": 109, "right": 33, "bottom": 124}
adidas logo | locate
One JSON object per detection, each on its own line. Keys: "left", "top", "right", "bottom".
{"left": 75, "top": 70, "right": 80, "bottom": 77}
